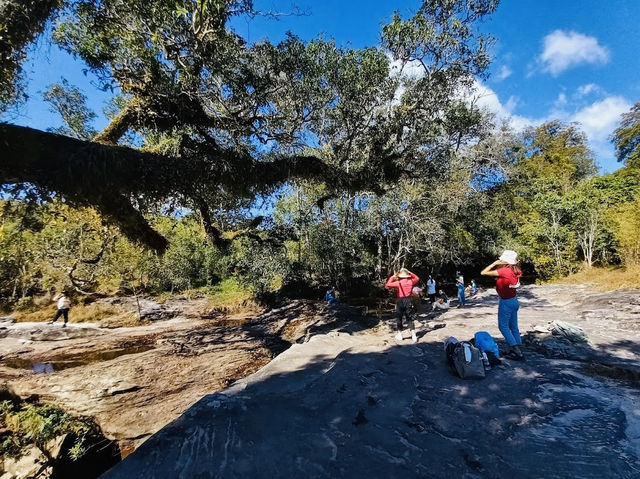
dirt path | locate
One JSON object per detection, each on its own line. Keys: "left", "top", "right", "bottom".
{"left": 96, "top": 284, "right": 640, "bottom": 479}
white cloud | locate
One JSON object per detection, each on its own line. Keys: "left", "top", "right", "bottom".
{"left": 554, "top": 93, "right": 568, "bottom": 109}
{"left": 468, "top": 80, "right": 630, "bottom": 171}
{"left": 504, "top": 96, "right": 518, "bottom": 114}
{"left": 496, "top": 65, "right": 512, "bottom": 81}
{"left": 467, "top": 80, "right": 535, "bottom": 131}
{"left": 539, "top": 30, "right": 609, "bottom": 76}
{"left": 572, "top": 96, "right": 631, "bottom": 143}
{"left": 389, "top": 58, "right": 424, "bottom": 79}
{"left": 388, "top": 58, "right": 426, "bottom": 106}
{"left": 576, "top": 83, "right": 600, "bottom": 98}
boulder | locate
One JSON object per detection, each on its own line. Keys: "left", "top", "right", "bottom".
{"left": 44, "top": 434, "right": 68, "bottom": 460}
{"left": 0, "top": 445, "right": 51, "bottom": 479}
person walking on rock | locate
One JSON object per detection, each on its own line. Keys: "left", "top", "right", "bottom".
{"left": 481, "top": 250, "right": 524, "bottom": 360}
{"left": 385, "top": 268, "right": 419, "bottom": 343}
{"left": 49, "top": 290, "right": 71, "bottom": 327}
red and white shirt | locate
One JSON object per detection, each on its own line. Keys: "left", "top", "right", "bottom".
{"left": 385, "top": 273, "right": 419, "bottom": 298}
{"left": 496, "top": 267, "right": 521, "bottom": 299}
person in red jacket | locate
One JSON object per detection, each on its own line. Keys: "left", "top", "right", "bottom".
{"left": 385, "top": 268, "right": 419, "bottom": 343}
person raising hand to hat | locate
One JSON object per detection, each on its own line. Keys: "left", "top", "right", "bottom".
{"left": 385, "top": 268, "right": 419, "bottom": 343}
{"left": 481, "top": 250, "right": 524, "bottom": 360}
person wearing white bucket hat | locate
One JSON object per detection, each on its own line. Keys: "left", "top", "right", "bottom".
{"left": 481, "top": 250, "right": 524, "bottom": 360}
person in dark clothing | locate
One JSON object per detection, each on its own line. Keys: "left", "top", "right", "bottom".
{"left": 385, "top": 268, "right": 419, "bottom": 343}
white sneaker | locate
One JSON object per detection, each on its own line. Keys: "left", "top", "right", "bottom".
{"left": 395, "top": 332, "right": 403, "bottom": 341}
{"left": 411, "top": 332, "right": 417, "bottom": 343}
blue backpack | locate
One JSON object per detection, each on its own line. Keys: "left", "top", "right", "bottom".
{"left": 474, "top": 331, "right": 500, "bottom": 358}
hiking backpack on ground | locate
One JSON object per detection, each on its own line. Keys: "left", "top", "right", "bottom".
{"left": 445, "top": 338, "right": 485, "bottom": 379}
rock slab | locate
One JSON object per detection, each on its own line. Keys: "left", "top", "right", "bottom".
{"left": 102, "top": 325, "right": 640, "bottom": 478}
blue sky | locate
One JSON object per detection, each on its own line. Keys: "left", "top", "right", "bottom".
{"left": 7, "top": 0, "right": 640, "bottom": 172}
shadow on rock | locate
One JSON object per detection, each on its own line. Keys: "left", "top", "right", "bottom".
{"left": 101, "top": 336, "right": 640, "bottom": 479}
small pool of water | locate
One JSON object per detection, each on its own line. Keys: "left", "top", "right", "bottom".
{"left": 3, "top": 344, "right": 155, "bottom": 373}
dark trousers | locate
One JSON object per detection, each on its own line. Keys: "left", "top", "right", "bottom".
{"left": 428, "top": 293, "right": 436, "bottom": 303}
{"left": 52, "top": 308, "right": 69, "bottom": 324}
{"left": 395, "top": 297, "right": 415, "bottom": 331}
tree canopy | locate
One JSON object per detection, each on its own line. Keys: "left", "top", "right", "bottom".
{"left": 1, "top": 0, "right": 639, "bottom": 303}
{"left": 1, "top": 0, "right": 498, "bottom": 252}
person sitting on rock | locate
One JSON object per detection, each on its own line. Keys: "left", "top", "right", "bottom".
{"left": 385, "top": 268, "right": 419, "bottom": 343}
{"left": 48, "top": 290, "right": 71, "bottom": 327}
{"left": 432, "top": 289, "right": 450, "bottom": 311}
{"left": 469, "top": 279, "right": 478, "bottom": 296}
{"left": 325, "top": 288, "right": 338, "bottom": 305}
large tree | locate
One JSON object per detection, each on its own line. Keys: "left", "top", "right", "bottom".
{"left": 1, "top": 0, "right": 498, "bottom": 252}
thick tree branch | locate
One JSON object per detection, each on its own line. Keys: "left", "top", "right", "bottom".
{"left": 93, "top": 101, "right": 139, "bottom": 144}
{"left": 0, "top": 123, "right": 396, "bottom": 251}
{"left": 0, "top": 123, "right": 172, "bottom": 251}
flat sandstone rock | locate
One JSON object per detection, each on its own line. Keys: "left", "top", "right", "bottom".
{"left": 102, "top": 286, "right": 640, "bottom": 479}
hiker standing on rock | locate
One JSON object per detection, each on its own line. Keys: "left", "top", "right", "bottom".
{"left": 49, "top": 290, "right": 71, "bottom": 327}
{"left": 481, "top": 250, "right": 524, "bottom": 360}
{"left": 411, "top": 283, "right": 423, "bottom": 315}
{"left": 456, "top": 271, "right": 466, "bottom": 307}
{"left": 385, "top": 268, "right": 419, "bottom": 343}
{"left": 426, "top": 275, "right": 436, "bottom": 304}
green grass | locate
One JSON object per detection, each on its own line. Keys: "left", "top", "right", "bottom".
{"left": 171, "top": 278, "right": 261, "bottom": 314}
{"left": 553, "top": 264, "right": 640, "bottom": 291}
{"left": 207, "top": 278, "right": 261, "bottom": 312}
{"left": 11, "top": 302, "right": 122, "bottom": 324}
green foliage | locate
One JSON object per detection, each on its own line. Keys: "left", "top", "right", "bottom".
{"left": 0, "top": 399, "right": 96, "bottom": 461}
{"left": 476, "top": 121, "right": 601, "bottom": 278}
{"left": 0, "top": 0, "right": 62, "bottom": 110}
{"left": 3, "top": 0, "right": 639, "bottom": 293}
{"left": 227, "top": 235, "right": 290, "bottom": 298}
{"left": 43, "top": 79, "right": 97, "bottom": 140}
{"left": 613, "top": 102, "right": 640, "bottom": 167}
{"left": 607, "top": 193, "right": 640, "bottom": 265}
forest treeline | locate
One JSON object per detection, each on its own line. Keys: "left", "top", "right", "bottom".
{"left": 1, "top": 1, "right": 640, "bottom": 306}
{"left": 3, "top": 115, "right": 640, "bottom": 304}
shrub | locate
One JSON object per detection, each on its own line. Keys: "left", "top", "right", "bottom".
{"left": 0, "top": 401, "right": 97, "bottom": 461}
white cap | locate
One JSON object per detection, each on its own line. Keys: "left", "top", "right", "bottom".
{"left": 499, "top": 250, "right": 518, "bottom": 265}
